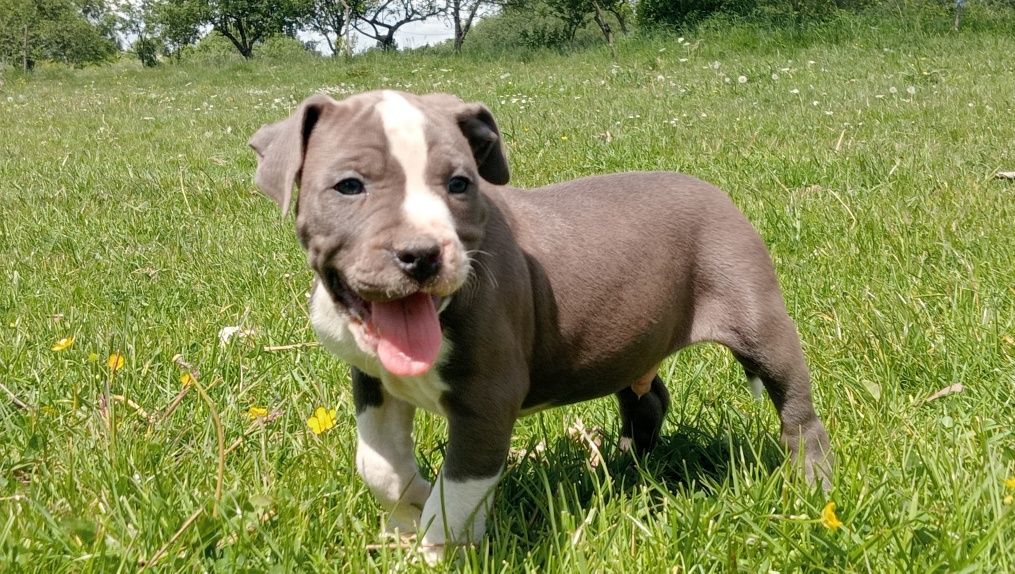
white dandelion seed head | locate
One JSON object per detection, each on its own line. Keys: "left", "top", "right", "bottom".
{"left": 738, "top": 75, "right": 748, "bottom": 84}
{"left": 907, "top": 86, "right": 916, "bottom": 95}
{"left": 889, "top": 86, "right": 898, "bottom": 94}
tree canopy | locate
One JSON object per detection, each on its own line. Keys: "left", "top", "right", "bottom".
{"left": 0, "top": 0, "right": 118, "bottom": 69}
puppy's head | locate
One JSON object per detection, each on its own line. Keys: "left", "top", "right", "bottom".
{"left": 249, "top": 90, "right": 508, "bottom": 376}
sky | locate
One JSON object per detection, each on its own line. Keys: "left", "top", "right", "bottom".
{"left": 306, "top": 17, "right": 457, "bottom": 54}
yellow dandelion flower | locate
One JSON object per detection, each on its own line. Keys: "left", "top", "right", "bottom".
{"left": 247, "top": 406, "right": 268, "bottom": 419}
{"left": 180, "top": 372, "right": 193, "bottom": 387}
{"left": 560, "top": 135, "right": 569, "bottom": 141}
{"left": 87, "top": 352, "right": 99, "bottom": 363}
{"left": 307, "top": 406, "right": 337, "bottom": 435}
{"left": 52, "top": 336, "right": 75, "bottom": 352}
{"left": 107, "top": 353, "right": 125, "bottom": 372}
{"left": 1004, "top": 495, "right": 1013, "bottom": 506}
{"left": 1005, "top": 477, "right": 1015, "bottom": 489}
{"left": 821, "top": 501, "right": 843, "bottom": 530}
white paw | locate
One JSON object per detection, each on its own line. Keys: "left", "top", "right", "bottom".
{"left": 419, "top": 542, "right": 445, "bottom": 565}
{"left": 618, "top": 436, "right": 633, "bottom": 453}
{"left": 415, "top": 471, "right": 500, "bottom": 562}
{"left": 383, "top": 502, "right": 424, "bottom": 535}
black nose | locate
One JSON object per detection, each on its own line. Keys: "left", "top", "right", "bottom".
{"left": 393, "top": 244, "right": 442, "bottom": 283}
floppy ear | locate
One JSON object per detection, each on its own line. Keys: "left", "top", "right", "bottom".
{"left": 456, "top": 103, "right": 510, "bottom": 185}
{"left": 248, "top": 94, "right": 334, "bottom": 216}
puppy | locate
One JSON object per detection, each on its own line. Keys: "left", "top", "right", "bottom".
{"left": 249, "top": 90, "right": 832, "bottom": 561}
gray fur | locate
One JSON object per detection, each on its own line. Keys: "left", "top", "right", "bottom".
{"left": 249, "top": 89, "right": 833, "bottom": 517}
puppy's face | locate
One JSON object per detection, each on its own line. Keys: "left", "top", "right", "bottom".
{"left": 250, "top": 91, "right": 509, "bottom": 376}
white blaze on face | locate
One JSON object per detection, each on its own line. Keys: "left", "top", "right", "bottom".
{"left": 375, "top": 91, "right": 457, "bottom": 240}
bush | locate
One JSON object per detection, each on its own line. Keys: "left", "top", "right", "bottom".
{"left": 182, "top": 32, "right": 244, "bottom": 64}
{"left": 257, "top": 35, "right": 319, "bottom": 60}
{"left": 637, "top": 0, "right": 751, "bottom": 30}
{"left": 636, "top": 0, "right": 883, "bottom": 31}
{"left": 466, "top": 1, "right": 620, "bottom": 55}
{"left": 132, "top": 37, "right": 161, "bottom": 68}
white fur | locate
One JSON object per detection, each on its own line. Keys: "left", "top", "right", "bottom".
{"left": 309, "top": 281, "right": 450, "bottom": 415}
{"left": 356, "top": 400, "right": 432, "bottom": 533}
{"left": 379, "top": 364, "right": 450, "bottom": 416}
{"left": 309, "top": 281, "right": 381, "bottom": 374}
{"left": 618, "top": 436, "right": 633, "bottom": 453}
{"left": 375, "top": 91, "right": 458, "bottom": 241}
{"left": 419, "top": 470, "right": 502, "bottom": 563}
{"left": 748, "top": 374, "right": 765, "bottom": 400}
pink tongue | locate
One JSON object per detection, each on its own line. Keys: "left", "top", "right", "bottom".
{"left": 371, "top": 293, "right": 442, "bottom": 377}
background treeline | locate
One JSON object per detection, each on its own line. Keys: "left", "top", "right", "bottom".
{"left": 0, "top": 0, "right": 1009, "bottom": 70}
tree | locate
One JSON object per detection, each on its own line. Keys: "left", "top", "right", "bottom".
{"left": 446, "top": 0, "right": 494, "bottom": 53}
{"left": 299, "top": 0, "right": 364, "bottom": 57}
{"left": 0, "top": 0, "right": 118, "bottom": 70}
{"left": 113, "top": 0, "right": 161, "bottom": 66}
{"left": 544, "top": 0, "right": 627, "bottom": 45}
{"left": 353, "top": 0, "right": 444, "bottom": 51}
{"left": 146, "top": 0, "right": 203, "bottom": 61}
{"left": 150, "top": 0, "right": 307, "bottom": 59}
{"left": 544, "top": 0, "right": 587, "bottom": 42}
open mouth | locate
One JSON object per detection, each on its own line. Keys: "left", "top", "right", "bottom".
{"left": 322, "top": 267, "right": 372, "bottom": 323}
{"left": 322, "top": 267, "right": 444, "bottom": 378}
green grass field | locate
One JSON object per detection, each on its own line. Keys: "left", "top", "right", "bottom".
{"left": 2, "top": 15, "right": 1014, "bottom": 572}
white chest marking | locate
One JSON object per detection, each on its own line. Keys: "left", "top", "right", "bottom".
{"left": 309, "top": 281, "right": 450, "bottom": 416}
{"left": 375, "top": 91, "right": 458, "bottom": 241}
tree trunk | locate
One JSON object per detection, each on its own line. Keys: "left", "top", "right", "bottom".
{"left": 607, "top": 6, "right": 628, "bottom": 35}
{"left": 591, "top": 1, "right": 614, "bottom": 53}
{"left": 453, "top": 2, "right": 464, "bottom": 53}
{"left": 339, "top": 0, "right": 355, "bottom": 58}
{"left": 455, "top": 0, "right": 480, "bottom": 54}
{"left": 217, "top": 25, "right": 255, "bottom": 59}
{"left": 22, "top": 23, "right": 29, "bottom": 71}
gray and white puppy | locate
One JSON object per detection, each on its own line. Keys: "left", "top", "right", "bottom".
{"left": 249, "top": 90, "right": 832, "bottom": 561}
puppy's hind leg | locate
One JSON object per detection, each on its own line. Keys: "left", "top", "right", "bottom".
{"left": 616, "top": 374, "right": 671, "bottom": 456}
{"left": 718, "top": 307, "right": 834, "bottom": 490}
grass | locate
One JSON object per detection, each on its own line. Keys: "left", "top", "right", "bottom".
{"left": 2, "top": 12, "right": 1014, "bottom": 572}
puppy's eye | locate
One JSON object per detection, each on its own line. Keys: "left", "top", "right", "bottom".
{"left": 447, "top": 176, "right": 470, "bottom": 195}
{"left": 334, "top": 178, "right": 365, "bottom": 196}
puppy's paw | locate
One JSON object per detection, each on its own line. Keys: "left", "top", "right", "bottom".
{"left": 419, "top": 542, "right": 446, "bottom": 565}
{"left": 618, "top": 436, "right": 634, "bottom": 453}
{"left": 383, "top": 502, "right": 425, "bottom": 535}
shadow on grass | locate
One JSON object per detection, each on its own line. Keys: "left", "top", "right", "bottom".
{"left": 488, "top": 422, "right": 787, "bottom": 559}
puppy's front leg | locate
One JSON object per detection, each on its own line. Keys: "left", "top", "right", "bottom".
{"left": 419, "top": 408, "right": 514, "bottom": 563}
{"left": 352, "top": 369, "right": 431, "bottom": 533}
